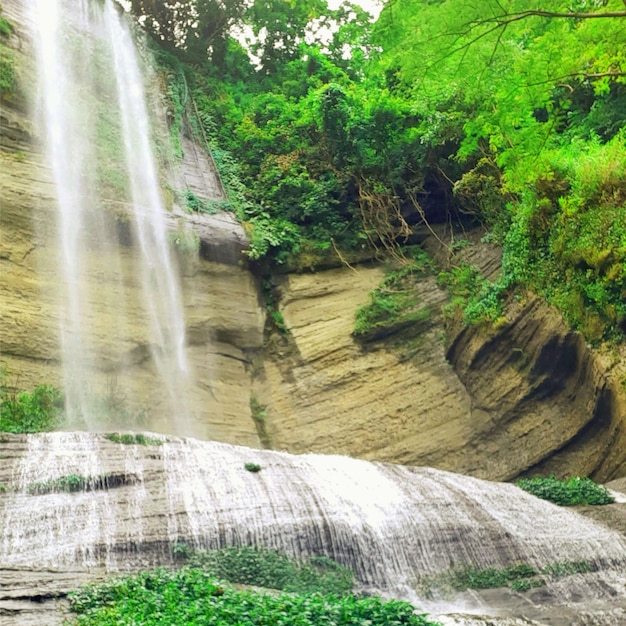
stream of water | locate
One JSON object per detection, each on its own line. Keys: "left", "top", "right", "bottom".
{"left": 29, "top": 0, "right": 189, "bottom": 429}
{"left": 1, "top": 433, "right": 626, "bottom": 624}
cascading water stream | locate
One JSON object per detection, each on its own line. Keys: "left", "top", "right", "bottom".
{"left": 28, "top": 0, "right": 190, "bottom": 428}
{"left": 103, "top": 0, "right": 189, "bottom": 387}
{"left": 2, "top": 433, "right": 626, "bottom": 626}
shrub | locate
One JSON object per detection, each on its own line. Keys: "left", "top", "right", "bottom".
{"left": 0, "top": 10, "right": 14, "bottom": 96}
{"left": 354, "top": 258, "right": 432, "bottom": 338}
{"left": 68, "top": 568, "right": 438, "bottom": 626}
{"left": 104, "top": 432, "right": 162, "bottom": 446}
{"left": 26, "top": 473, "right": 136, "bottom": 495}
{"left": 416, "top": 559, "right": 597, "bottom": 598}
{"left": 184, "top": 546, "right": 354, "bottom": 595}
{"left": 437, "top": 263, "right": 505, "bottom": 325}
{"left": 516, "top": 475, "right": 614, "bottom": 506}
{"left": 0, "top": 382, "right": 64, "bottom": 433}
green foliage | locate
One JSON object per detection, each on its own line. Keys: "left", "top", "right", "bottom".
{"left": 417, "top": 559, "right": 595, "bottom": 598}
{"left": 0, "top": 6, "right": 12, "bottom": 39}
{"left": 69, "top": 567, "right": 437, "bottom": 626}
{"left": 260, "top": 275, "right": 290, "bottom": 335}
{"left": 244, "top": 462, "right": 262, "bottom": 473}
{"left": 181, "top": 546, "right": 354, "bottom": 596}
{"left": 354, "top": 255, "right": 433, "bottom": 338}
{"left": 437, "top": 264, "right": 505, "bottom": 326}
{"left": 374, "top": 0, "right": 626, "bottom": 341}
{"left": 0, "top": 0, "right": 12, "bottom": 102}
{"left": 542, "top": 560, "right": 595, "bottom": 578}
{"left": 26, "top": 473, "right": 134, "bottom": 495}
{"left": 516, "top": 475, "right": 615, "bottom": 506}
{"left": 417, "top": 563, "right": 541, "bottom": 597}
{"left": 453, "top": 564, "right": 537, "bottom": 590}
{"left": 0, "top": 378, "right": 64, "bottom": 433}
{"left": 0, "top": 42, "right": 15, "bottom": 96}
{"left": 104, "top": 432, "right": 162, "bottom": 446}
{"left": 183, "top": 189, "right": 227, "bottom": 214}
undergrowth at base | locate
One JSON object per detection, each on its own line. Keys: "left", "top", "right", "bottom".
{"left": 68, "top": 568, "right": 438, "bottom": 626}
{"left": 516, "top": 475, "right": 615, "bottom": 506}
{"left": 416, "top": 560, "right": 595, "bottom": 597}
{"left": 176, "top": 546, "right": 353, "bottom": 595}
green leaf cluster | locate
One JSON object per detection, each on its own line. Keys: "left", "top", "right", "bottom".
{"left": 184, "top": 546, "right": 354, "bottom": 595}
{"left": 416, "top": 560, "right": 595, "bottom": 597}
{"left": 0, "top": 1, "right": 13, "bottom": 94}
{"left": 437, "top": 263, "right": 506, "bottom": 326}
{"left": 516, "top": 475, "right": 615, "bottom": 506}
{"left": 26, "top": 472, "right": 135, "bottom": 495}
{"left": 375, "top": 0, "right": 626, "bottom": 340}
{"left": 104, "top": 432, "right": 163, "bottom": 446}
{"left": 354, "top": 256, "right": 433, "bottom": 338}
{"left": 0, "top": 379, "right": 64, "bottom": 433}
{"left": 68, "top": 567, "right": 438, "bottom": 626}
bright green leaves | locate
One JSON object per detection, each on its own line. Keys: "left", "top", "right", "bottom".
{"left": 69, "top": 567, "right": 438, "bottom": 626}
{"left": 517, "top": 475, "right": 615, "bottom": 506}
{"left": 0, "top": 382, "right": 64, "bottom": 434}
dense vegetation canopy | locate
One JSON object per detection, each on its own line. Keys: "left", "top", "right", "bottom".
{"left": 128, "top": 0, "right": 625, "bottom": 341}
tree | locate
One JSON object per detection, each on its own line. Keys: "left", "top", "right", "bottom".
{"left": 128, "top": 0, "right": 247, "bottom": 64}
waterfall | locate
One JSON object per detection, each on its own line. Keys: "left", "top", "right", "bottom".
{"left": 2, "top": 433, "right": 626, "bottom": 624}
{"left": 28, "top": 0, "right": 190, "bottom": 430}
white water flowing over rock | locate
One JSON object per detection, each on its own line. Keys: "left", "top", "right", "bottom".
{"left": 1, "top": 433, "right": 626, "bottom": 624}
{"left": 27, "top": 0, "right": 191, "bottom": 429}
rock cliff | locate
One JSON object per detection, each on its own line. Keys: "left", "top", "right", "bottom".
{"left": 1, "top": 0, "right": 625, "bottom": 481}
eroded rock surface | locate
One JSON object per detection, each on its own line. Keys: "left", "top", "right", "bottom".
{"left": 1, "top": 433, "right": 626, "bottom": 625}
{"left": 257, "top": 254, "right": 626, "bottom": 481}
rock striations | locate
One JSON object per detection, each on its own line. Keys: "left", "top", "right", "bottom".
{"left": 1, "top": 433, "right": 626, "bottom": 625}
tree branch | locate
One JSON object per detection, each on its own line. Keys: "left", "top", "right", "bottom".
{"left": 468, "top": 9, "right": 626, "bottom": 29}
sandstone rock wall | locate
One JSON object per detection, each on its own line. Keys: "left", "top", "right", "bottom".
{"left": 258, "top": 237, "right": 626, "bottom": 481}
{"left": 1, "top": 0, "right": 625, "bottom": 481}
{"left": 0, "top": 0, "right": 264, "bottom": 445}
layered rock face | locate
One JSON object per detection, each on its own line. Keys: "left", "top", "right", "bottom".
{"left": 258, "top": 254, "right": 626, "bottom": 481}
{"left": 1, "top": 0, "right": 625, "bottom": 481}
{"left": 1, "top": 433, "right": 626, "bottom": 625}
{"left": 0, "top": 0, "right": 264, "bottom": 445}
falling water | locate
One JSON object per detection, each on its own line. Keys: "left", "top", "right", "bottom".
{"left": 2, "top": 433, "right": 626, "bottom": 625}
{"left": 29, "top": 0, "right": 190, "bottom": 428}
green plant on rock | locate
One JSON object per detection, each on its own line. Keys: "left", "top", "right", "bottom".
{"left": 416, "top": 562, "right": 542, "bottom": 598}
{"left": 104, "top": 432, "right": 162, "bottom": 446}
{"left": 0, "top": 377, "right": 64, "bottom": 433}
{"left": 0, "top": 43, "right": 15, "bottom": 96}
{"left": 171, "top": 545, "right": 354, "bottom": 595}
{"left": 26, "top": 472, "right": 136, "bottom": 495}
{"left": 354, "top": 256, "right": 433, "bottom": 339}
{"left": 261, "top": 276, "right": 290, "bottom": 336}
{"left": 416, "top": 559, "right": 595, "bottom": 598}
{"left": 0, "top": 6, "right": 13, "bottom": 39}
{"left": 516, "top": 475, "right": 615, "bottom": 506}
{"left": 437, "top": 263, "right": 506, "bottom": 326}
{"left": 68, "top": 567, "right": 437, "bottom": 626}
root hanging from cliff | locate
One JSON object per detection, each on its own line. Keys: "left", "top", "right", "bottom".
{"left": 357, "top": 179, "right": 411, "bottom": 264}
